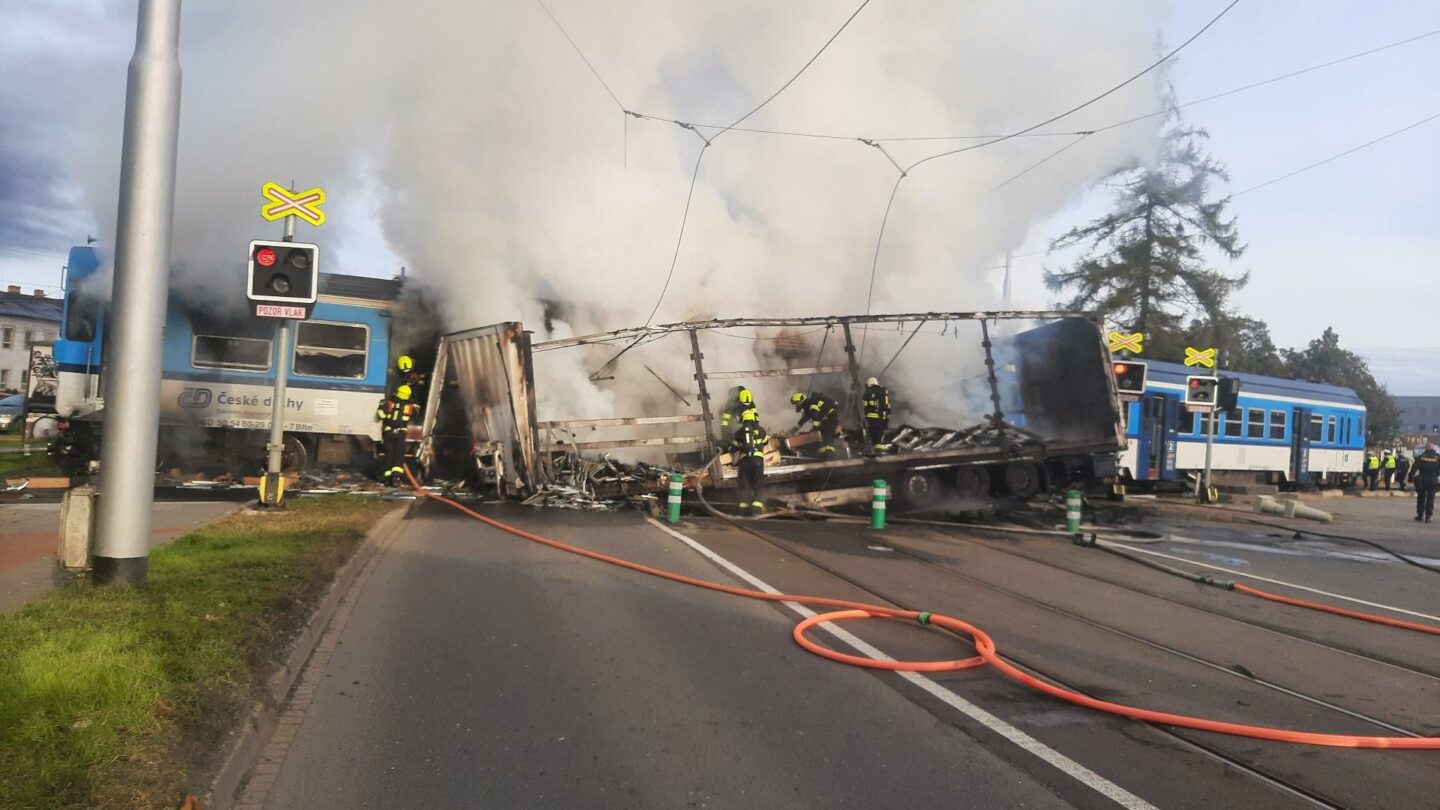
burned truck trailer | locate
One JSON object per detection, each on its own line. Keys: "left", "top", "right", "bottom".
{"left": 418, "top": 312, "right": 1125, "bottom": 509}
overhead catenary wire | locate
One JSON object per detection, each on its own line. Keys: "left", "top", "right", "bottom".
{"left": 1232, "top": 110, "right": 1440, "bottom": 197}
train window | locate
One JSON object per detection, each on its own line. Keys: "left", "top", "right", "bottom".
{"left": 193, "top": 334, "right": 272, "bottom": 371}
{"left": 293, "top": 321, "right": 368, "bottom": 379}
{"left": 1247, "top": 408, "right": 1265, "bottom": 439}
{"left": 1327, "top": 415, "right": 1337, "bottom": 444}
{"left": 1223, "top": 412, "right": 1242, "bottom": 438}
{"left": 64, "top": 284, "right": 101, "bottom": 342}
{"left": 1268, "top": 410, "right": 1286, "bottom": 440}
{"left": 1308, "top": 414, "right": 1323, "bottom": 441}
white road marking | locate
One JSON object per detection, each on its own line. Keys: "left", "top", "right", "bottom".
{"left": 646, "top": 517, "right": 1157, "bottom": 810}
{"left": 1105, "top": 541, "right": 1440, "bottom": 624}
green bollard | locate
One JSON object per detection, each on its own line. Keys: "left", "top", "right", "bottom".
{"left": 871, "top": 479, "right": 888, "bottom": 529}
{"left": 667, "top": 474, "right": 684, "bottom": 524}
{"left": 1065, "top": 488, "right": 1082, "bottom": 533}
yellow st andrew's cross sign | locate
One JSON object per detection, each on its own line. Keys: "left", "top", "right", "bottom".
{"left": 261, "top": 181, "right": 326, "bottom": 227}
{"left": 1184, "top": 346, "right": 1217, "bottom": 368}
{"left": 1107, "top": 331, "right": 1143, "bottom": 354}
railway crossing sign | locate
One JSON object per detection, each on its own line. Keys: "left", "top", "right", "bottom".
{"left": 1184, "top": 346, "right": 1217, "bottom": 368}
{"left": 1108, "top": 331, "right": 1143, "bottom": 354}
{"left": 261, "top": 181, "right": 326, "bottom": 226}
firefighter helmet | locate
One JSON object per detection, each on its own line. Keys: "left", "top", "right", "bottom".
{"left": 741, "top": 408, "right": 758, "bottom": 423}
{"left": 790, "top": 392, "right": 806, "bottom": 405}
{"left": 397, "top": 355, "right": 414, "bottom": 372}
{"left": 738, "top": 388, "right": 754, "bottom": 405}
{"left": 866, "top": 376, "right": 879, "bottom": 387}
{"left": 396, "top": 384, "right": 413, "bottom": 401}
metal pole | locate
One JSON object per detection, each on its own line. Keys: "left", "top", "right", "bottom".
{"left": 1002, "top": 251, "right": 1012, "bottom": 310}
{"left": 687, "top": 330, "right": 717, "bottom": 455}
{"left": 92, "top": 0, "right": 183, "bottom": 586}
{"left": 1201, "top": 368, "right": 1218, "bottom": 503}
{"left": 262, "top": 215, "right": 295, "bottom": 504}
{"left": 839, "top": 319, "right": 866, "bottom": 433}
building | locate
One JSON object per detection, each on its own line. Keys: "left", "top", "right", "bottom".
{"left": 0, "top": 286, "right": 63, "bottom": 394}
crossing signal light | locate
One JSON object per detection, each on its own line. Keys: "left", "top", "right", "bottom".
{"left": 247, "top": 239, "right": 319, "bottom": 305}
{"left": 1217, "top": 376, "right": 1242, "bottom": 417}
{"left": 1186, "top": 375, "right": 1218, "bottom": 408}
{"left": 1111, "top": 361, "right": 1148, "bottom": 395}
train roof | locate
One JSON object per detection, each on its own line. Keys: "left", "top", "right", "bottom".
{"left": 1141, "top": 358, "right": 1364, "bottom": 406}
{"left": 318, "top": 273, "right": 404, "bottom": 301}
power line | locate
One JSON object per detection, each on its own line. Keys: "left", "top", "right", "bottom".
{"left": 710, "top": 0, "right": 874, "bottom": 143}
{"left": 990, "top": 133, "right": 1092, "bottom": 192}
{"left": 1233, "top": 110, "right": 1440, "bottom": 197}
{"left": 643, "top": 143, "right": 710, "bottom": 326}
{"left": 536, "top": 0, "right": 627, "bottom": 112}
{"left": 0, "top": 246, "right": 68, "bottom": 261}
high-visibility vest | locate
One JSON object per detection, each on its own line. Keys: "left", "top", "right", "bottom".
{"left": 1367, "top": 456, "right": 1379, "bottom": 470}
{"left": 1385, "top": 456, "right": 1396, "bottom": 469}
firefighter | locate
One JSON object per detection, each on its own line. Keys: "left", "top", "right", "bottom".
{"left": 393, "top": 355, "right": 426, "bottom": 395}
{"left": 1395, "top": 449, "right": 1411, "bottom": 492}
{"left": 730, "top": 409, "right": 768, "bottom": 515}
{"left": 1408, "top": 443, "right": 1440, "bottom": 523}
{"left": 720, "top": 386, "right": 758, "bottom": 440}
{"left": 861, "top": 376, "right": 892, "bottom": 451}
{"left": 376, "top": 383, "right": 420, "bottom": 485}
{"left": 1382, "top": 449, "right": 1397, "bottom": 490}
{"left": 1364, "top": 451, "right": 1380, "bottom": 491}
{"left": 791, "top": 391, "right": 840, "bottom": 456}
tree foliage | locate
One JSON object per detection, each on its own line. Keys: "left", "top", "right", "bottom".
{"left": 1281, "top": 328, "right": 1401, "bottom": 442}
{"left": 1046, "top": 107, "right": 1247, "bottom": 340}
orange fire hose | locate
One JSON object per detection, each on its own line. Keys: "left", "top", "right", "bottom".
{"left": 1231, "top": 582, "right": 1440, "bottom": 637}
{"left": 404, "top": 469, "right": 1440, "bottom": 749}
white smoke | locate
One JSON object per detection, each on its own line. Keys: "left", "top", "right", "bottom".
{"left": 6, "top": 0, "right": 1172, "bottom": 427}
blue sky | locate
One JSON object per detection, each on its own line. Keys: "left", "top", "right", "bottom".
{"left": 1, "top": 1, "right": 1437, "bottom": 391}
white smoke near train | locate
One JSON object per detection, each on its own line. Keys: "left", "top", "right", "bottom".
{"left": 6, "top": 0, "right": 1172, "bottom": 427}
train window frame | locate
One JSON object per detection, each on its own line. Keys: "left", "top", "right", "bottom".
{"left": 1308, "top": 414, "right": 1323, "bottom": 442}
{"left": 1268, "top": 410, "right": 1286, "bottom": 440}
{"left": 292, "top": 320, "right": 369, "bottom": 381}
{"left": 1223, "top": 411, "right": 1243, "bottom": 438}
{"left": 64, "top": 285, "right": 101, "bottom": 343}
{"left": 1327, "top": 415, "right": 1337, "bottom": 444}
{"left": 1246, "top": 407, "right": 1265, "bottom": 439}
{"left": 191, "top": 333, "right": 273, "bottom": 372}
{"left": 1195, "top": 411, "right": 1210, "bottom": 436}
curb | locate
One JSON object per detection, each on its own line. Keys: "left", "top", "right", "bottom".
{"left": 203, "top": 503, "right": 413, "bottom": 809}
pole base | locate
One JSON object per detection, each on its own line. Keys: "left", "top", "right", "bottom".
{"left": 93, "top": 555, "right": 148, "bottom": 586}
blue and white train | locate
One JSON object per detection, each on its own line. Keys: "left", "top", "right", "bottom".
{"left": 1119, "top": 359, "right": 1366, "bottom": 486}
{"left": 49, "top": 245, "right": 418, "bottom": 471}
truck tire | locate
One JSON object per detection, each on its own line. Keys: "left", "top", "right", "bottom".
{"left": 953, "top": 466, "right": 987, "bottom": 499}
{"left": 1003, "top": 461, "right": 1040, "bottom": 499}
{"left": 896, "top": 469, "right": 942, "bottom": 509}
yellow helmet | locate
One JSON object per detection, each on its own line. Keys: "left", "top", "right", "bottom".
{"left": 741, "top": 408, "right": 758, "bottom": 423}
{"left": 790, "top": 392, "right": 806, "bottom": 405}
{"left": 396, "top": 384, "right": 413, "bottom": 401}
{"left": 738, "top": 388, "right": 753, "bottom": 404}
{"left": 397, "top": 355, "right": 414, "bottom": 372}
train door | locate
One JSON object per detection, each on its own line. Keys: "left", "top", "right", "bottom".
{"left": 1137, "top": 393, "right": 1180, "bottom": 480}
{"left": 1290, "top": 406, "right": 1311, "bottom": 484}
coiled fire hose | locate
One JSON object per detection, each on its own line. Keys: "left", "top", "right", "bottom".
{"left": 403, "top": 468, "right": 1440, "bottom": 749}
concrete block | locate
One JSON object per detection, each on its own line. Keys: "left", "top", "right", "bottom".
{"left": 57, "top": 486, "right": 97, "bottom": 572}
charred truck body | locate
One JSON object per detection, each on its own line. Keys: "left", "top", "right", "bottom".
{"left": 419, "top": 312, "right": 1125, "bottom": 510}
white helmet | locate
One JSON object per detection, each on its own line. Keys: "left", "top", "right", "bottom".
{"left": 866, "top": 377, "right": 879, "bottom": 387}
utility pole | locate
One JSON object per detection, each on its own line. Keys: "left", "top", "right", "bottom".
{"left": 1002, "top": 251, "right": 1013, "bottom": 310}
{"left": 93, "top": 0, "right": 183, "bottom": 586}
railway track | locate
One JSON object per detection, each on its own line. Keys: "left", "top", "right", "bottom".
{"left": 712, "top": 514, "right": 1437, "bottom": 810}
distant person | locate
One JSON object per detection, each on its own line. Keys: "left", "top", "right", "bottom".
{"left": 1408, "top": 443, "right": 1440, "bottom": 523}
{"left": 791, "top": 391, "right": 840, "bottom": 456}
{"left": 1395, "top": 449, "right": 1412, "bottom": 492}
{"left": 376, "top": 384, "right": 420, "bottom": 485}
{"left": 1364, "top": 451, "right": 1380, "bottom": 491}
{"left": 1382, "top": 449, "right": 1397, "bottom": 490}
{"left": 861, "top": 376, "right": 892, "bottom": 452}
{"left": 730, "top": 409, "right": 768, "bottom": 515}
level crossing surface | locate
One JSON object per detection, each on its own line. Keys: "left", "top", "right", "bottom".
{"left": 256, "top": 504, "right": 1440, "bottom": 809}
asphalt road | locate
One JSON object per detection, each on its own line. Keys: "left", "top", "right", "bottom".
{"left": 258, "top": 503, "right": 1440, "bottom": 809}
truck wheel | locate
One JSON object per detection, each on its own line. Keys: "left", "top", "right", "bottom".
{"left": 1003, "top": 462, "right": 1040, "bottom": 499}
{"left": 953, "top": 466, "right": 987, "bottom": 499}
{"left": 896, "top": 470, "right": 942, "bottom": 509}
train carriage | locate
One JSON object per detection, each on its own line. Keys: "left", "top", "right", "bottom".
{"left": 1119, "top": 359, "right": 1365, "bottom": 487}
{"left": 51, "top": 245, "right": 412, "bottom": 472}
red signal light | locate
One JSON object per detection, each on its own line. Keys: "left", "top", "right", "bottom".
{"left": 1189, "top": 379, "right": 1200, "bottom": 388}
{"left": 255, "top": 247, "right": 277, "bottom": 267}
{"left": 1113, "top": 363, "right": 1127, "bottom": 375}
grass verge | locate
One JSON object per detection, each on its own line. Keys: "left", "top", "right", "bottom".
{"left": 0, "top": 495, "right": 397, "bottom": 809}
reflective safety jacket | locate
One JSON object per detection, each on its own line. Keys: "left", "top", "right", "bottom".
{"left": 1367, "top": 455, "right": 1380, "bottom": 470}
{"left": 795, "top": 395, "right": 837, "bottom": 430}
{"left": 377, "top": 398, "right": 420, "bottom": 432}
{"left": 730, "top": 423, "right": 769, "bottom": 460}
{"left": 862, "top": 384, "right": 891, "bottom": 420}
{"left": 1411, "top": 450, "right": 1440, "bottom": 484}
{"left": 721, "top": 393, "right": 759, "bottom": 429}
{"left": 1385, "top": 455, "right": 1396, "bottom": 469}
